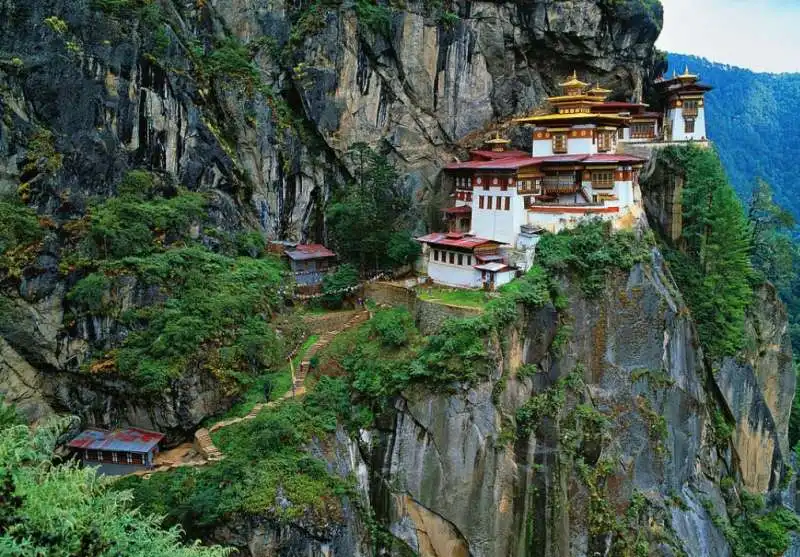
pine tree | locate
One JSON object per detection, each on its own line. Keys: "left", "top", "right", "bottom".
{"left": 662, "top": 145, "right": 754, "bottom": 359}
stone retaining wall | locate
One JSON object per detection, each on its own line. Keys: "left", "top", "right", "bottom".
{"left": 303, "top": 310, "right": 358, "bottom": 335}
{"left": 365, "top": 282, "right": 483, "bottom": 335}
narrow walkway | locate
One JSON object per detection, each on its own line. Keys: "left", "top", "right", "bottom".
{"left": 192, "top": 310, "right": 370, "bottom": 462}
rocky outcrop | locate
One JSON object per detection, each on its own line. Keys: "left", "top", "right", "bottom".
{"left": 360, "top": 253, "right": 729, "bottom": 557}
{"left": 0, "top": 0, "right": 664, "bottom": 436}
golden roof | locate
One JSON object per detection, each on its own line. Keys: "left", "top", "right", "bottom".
{"left": 588, "top": 83, "right": 612, "bottom": 95}
{"left": 546, "top": 94, "right": 598, "bottom": 103}
{"left": 559, "top": 70, "right": 589, "bottom": 89}
{"left": 485, "top": 132, "right": 511, "bottom": 144}
{"left": 677, "top": 65, "right": 699, "bottom": 80}
{"left": 514, "top": 112, "right": 631, "bottom": 124}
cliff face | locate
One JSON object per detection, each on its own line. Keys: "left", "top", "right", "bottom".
{"left": 0, "top": 0, "right": 663, "bottom": 240}
{"left": 201, "top": 250, "right": 794, "bottom": 557}
{"left": 0, "top": 0, "right": 663, "bottom": 436}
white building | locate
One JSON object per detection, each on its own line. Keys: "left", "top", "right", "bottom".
{"left": 420, "top": 69, "right": 713, "bottom": 289}
{"left": 656, "top": 67, "right": 713, "bottom": 142}
{"left": 416, "top": 232, "right": 515, "bottom": 290}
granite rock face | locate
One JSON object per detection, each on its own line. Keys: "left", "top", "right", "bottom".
{"left": 0, "top": 0, "right": 663, "bottom": 444}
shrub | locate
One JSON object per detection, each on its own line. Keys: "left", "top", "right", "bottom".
{"left": 355, "top": 0, "right": 392, "bottom": 35}
{"left": 387, "top": 230, "right": 421, "bottom": 267}
{"left": 536, "top": 220, "right": 650, "bottom": 296}
{"left": 83, "top": 248, "right": 285, "bottom": 392}
{"left": 0, "top": 197, "right": 42, "bottom": 255}
{"left": 67, "top": 272, "right": 111, "bottom": 314}
{"left": 117, "top": 170, "right": 155, "bottom": 198}
{"left": 369, "top": 307, "right": 414, "bottom": 347}
{"left": 83, "top": 190, "right": 206, "bottom": 259}
{"left": 321, "top": 264, "right": 359, "bottom": 309}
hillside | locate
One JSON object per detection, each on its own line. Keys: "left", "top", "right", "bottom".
{"left": 1, "top": 2, "right": 799, "bottom": 556}
{"left": 667, "top": 53, "right": 800, "bottom": 219}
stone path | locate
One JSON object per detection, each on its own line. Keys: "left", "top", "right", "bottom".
{"left": 191, "top": 310, "right": 370, "bottom": 462}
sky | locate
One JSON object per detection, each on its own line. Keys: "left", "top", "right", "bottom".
{"left": 656, "top": 0, "right": 800, "bottom": 73}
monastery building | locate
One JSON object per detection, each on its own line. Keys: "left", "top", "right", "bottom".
{"left": 418, "top": 68, "right": 713, "bottom": 289}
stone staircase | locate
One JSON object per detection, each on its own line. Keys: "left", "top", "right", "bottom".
{"left": 294, "top": 310, "right": 370, "bottom": 389}
{"left": 193, "top": 428, "right": 223, "bottom": 461}
{"left": 194, "top": 310, "right": 371, "bottom": 460}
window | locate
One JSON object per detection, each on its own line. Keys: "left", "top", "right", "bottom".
{"left": 631, "top": 122, "right": 655, "bottom": 139}
{"left": 458, "top": 254, "right": 463, "bottom": 266}
{"left": 126, "top": 453, "right": 132, "bottom": 464}
{"left": 467, "top": 256, "right": 472, "bottom": 266}
{"left": 493, "top": 197, "right": 499, "bottom": 210}
{"left": 618, "top": 128, "right": 625, "bottom": 139}
{"left": 684, "top": 118, "right": 695, "bottom": 134}
{"left": 524, "top": 196, "right": 532, "bottom": 209}
{"left": 553, "top": 134, "right": 567, "bottom": 154}
{"left": 433, "top": 250, "right": 439, "bottom": 262}
{"left": 112, "top": 452, "right": 119, "bottom": 463}
{"left": 682, "top": 99, "right": 698, "bottom": 117}
{"left": 479, "top": 196, "right": 485, "bottom": 209}
{"left": 592, "top": 171, "right": 614, "bottom": 189}
{"left": 597, "top": 131, "right": 611, "bottom": 152}
{"left": 504, "top": 197, "right": 510, "bottom": 211}
{"left": 449, "top": 252, "right": 455, "bottom": 265}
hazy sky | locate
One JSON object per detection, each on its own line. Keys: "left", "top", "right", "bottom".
{"left": 656, "top": 0, "right": 800, "bottom": 73}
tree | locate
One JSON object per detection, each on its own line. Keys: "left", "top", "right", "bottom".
{"left": 0, "top": 418, "right": 231, "bottom": 556}
{"left": 661, "top": 145, "right": 753, "bottom": 359}
{"left": 747, "top": 179, "right": 796, "bottom": 291}
{"left": 321, "top": 264, "right": 359, "bottom": 309}
{"left": 327, "top": 143, "right": 417, "bottom": 273}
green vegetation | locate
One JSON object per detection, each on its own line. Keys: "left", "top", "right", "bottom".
{"left": 535, "top": 220, "right": 650, "bottom": 296}
{"left": 327, "top": 143, "right": 418, "bottom": 273}
{"left": 416, "top": 285, "right": 492, "bottom": 308}
{"left": 0, "top": 195, "right": 44, "bottom": 278}
{"left": 73, "top": 248, "right": 285, "bottom": 392}
{"left": 653, "top": 145, "right": 753, "bottom": 359}
{"left": 80, "top": 189, "right": 206, "bottom": 260}
{"left": 702, "top": 493, "right": 800, "bottom": 557}
{"left": 354, "top": 0, "right": 392, "bottom": 35}
{"left": 117, "top": 378, "right": 355, "bottom": 535}
{"left": 61, "top": 172, "right": 290, "bottom": 394}
{"left": 0, "top": 418, "right": 229, "bottom": 556}
{"left": 321, "top": 264, "right": 359, "bottom": 309}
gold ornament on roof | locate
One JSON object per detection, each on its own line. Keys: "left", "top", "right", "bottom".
{"left": 559, "top": 70, "right": 589, "bottom": 89}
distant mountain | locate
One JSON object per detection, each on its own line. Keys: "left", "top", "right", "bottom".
{"left": 667, "top": 53, "right": 800, "bottom": 219}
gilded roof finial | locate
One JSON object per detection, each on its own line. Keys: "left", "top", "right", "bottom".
{"left": 683, "top": 65, "right": 691, "bottom": 76}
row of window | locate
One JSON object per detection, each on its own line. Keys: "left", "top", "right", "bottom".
{"left": 432, "top": 250, "right": 473, "bottom": 267}
{"left": 456, "top": 177, "right": 543, "bottom": 193}
{"left": 84, "top": 450, "right": 146, "bottom": 465}
{"left": 478, "top": 196, "right": 511, "bottom": 211}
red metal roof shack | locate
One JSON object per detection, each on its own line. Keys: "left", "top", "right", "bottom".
{"left": 285, "top": 244, "right": 336, "bottom": 261}
{"left": 67, "top": 428, "right": 165, "bottom": 454}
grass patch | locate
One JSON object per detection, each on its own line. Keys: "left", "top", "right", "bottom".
{"left": 117, "top": 377, "right": 356, "bottom": 536}
{"left": 416, "top": 285, "right": 492, "bottom": 308}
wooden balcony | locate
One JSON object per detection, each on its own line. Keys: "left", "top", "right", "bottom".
{"left": 542, "top": 176, "right": 579, "bottom": 195}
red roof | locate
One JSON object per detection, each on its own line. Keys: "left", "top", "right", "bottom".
{"left": 528, "top": 205, "right": 620, "bottom": 214}
{"left": 285, "top": 244, "right": 336, "bottom": 261}
{"left": 67, "top": 428, "right": 165, "bottom": 453}
{"left": 445, "top": 157, "right": 540, "bottom": 171}
{"left": 582, "top": 154, "right": 646, "bottom": 164}
{"left": 442, "top": 206, "right": 472, "bottom": 215}
{"left": 416, "top": 232, "right": 502, "bottom": 249}
{"left": 593, "top": 101, "right": 647, "bottom": 109}
{"left": 469, "top": 149, "right": 530, "bottom": 161}
{"left": 445, "top": 152, "right": 645, "bottom": 172}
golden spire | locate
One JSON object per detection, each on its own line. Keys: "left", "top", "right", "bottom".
{"left": 559, "top": 70, "right": 589, "bottom": 89}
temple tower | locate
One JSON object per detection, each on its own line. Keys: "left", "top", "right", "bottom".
{"left": 657, "top": 66, "right": 713, "bottom": 142}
